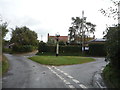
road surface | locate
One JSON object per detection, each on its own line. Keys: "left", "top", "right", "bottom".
{"left": 2, "top": 54, "right": 107, "bottom": 88}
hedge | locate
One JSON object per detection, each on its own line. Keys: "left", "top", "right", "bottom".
{"left": 12, "top": 45, "right": 36, "bottom": 52}
{"left": 88, "top": 43, "right": 106, "bottom": 56}
{"left": 38, "top": 42, "right": 107, "bottom": 56}
{"left": 38, "top": 44, "right": 82, "bottom": 53}
{"left": 59, "top": 46, "right": 82, "bottom": 53}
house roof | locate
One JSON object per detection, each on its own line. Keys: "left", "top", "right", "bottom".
{"left": 49, "top": 36, "right": 68, "bottom": 42}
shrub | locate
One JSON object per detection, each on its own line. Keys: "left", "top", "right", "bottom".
{"left": 102, "top": 25, "right": 120, "bottom": 88}
{"left": 12, "top": 45, "right": 35, "bottom": 52}
{"left": 88, "top": 43, "right": 106, "bottom": 56}
{"left": 38, "top": 41, "right": 48, "bottom": 52}
{"left": 103, "top": 64, "right": 120, "bottom": 88}
{"left": 3, "top": 48, "right": 12, "bottom": 53}
{"left": 106, "top": 25, "right": 120, "bottom": 69}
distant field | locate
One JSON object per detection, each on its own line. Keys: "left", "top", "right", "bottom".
{"left": 29, "top": 56, "right": 95, "bottom": 66}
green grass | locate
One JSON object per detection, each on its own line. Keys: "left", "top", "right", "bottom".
{"left": 0, "top": 55, "right": 9, "bottom": 76}
{"left": 29, "top": 56, "right": 95, "bottom": 66}
{"left": 0, "top": 61, "right": 1, "bottom": 76}
{"left": 36, "top": 52, "right": 88, "bottom": 56}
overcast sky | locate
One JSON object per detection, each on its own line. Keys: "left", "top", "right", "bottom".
{"left": 0, "top": 0, "right": 118, "bottom": 42}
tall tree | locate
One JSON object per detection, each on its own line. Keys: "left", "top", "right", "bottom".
{"left": 100, "top": 1, "right": 120, "bottom": 88}
{"left": 100, "top": 0, "right": 120, "bottom": 69}
{"left": 106, "top": 25, "right": 120, "bottom": 69}
{"left": 68, "top": 26, "right": 76, "bottom": 43}
{"left": 68, "top": 16, "right": 96, "bottom": 45}
{"left": 100, "top": 0, "right": 120, "bottom": 20}
{"left": 0, "top": 22, "right": 9, "bottom": 50}
{"left": 10, "top": 26, "right": 38, "bottom": 46}
{"left": 0, "top": 22, "right": 8, "bottom": 39}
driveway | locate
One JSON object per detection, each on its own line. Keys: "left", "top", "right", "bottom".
{"left": 2, "top": 54, "right": 107, "bottom": 88}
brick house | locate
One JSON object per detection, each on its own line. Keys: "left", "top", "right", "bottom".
{"left": 47, "top": 33, "right": 68, "bottom": 44}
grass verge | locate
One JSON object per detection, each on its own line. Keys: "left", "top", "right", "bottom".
{"left": 0, "top": 55, "right": 9, "bottom": 75}
{"left": 36, "top": 52, "right": 89, "bottom": 56}
{"left": 28, "top": 56, "right": 95, "bottom": 66}
{"left": 103, "top": 64, "right": 120, "bottom": 88}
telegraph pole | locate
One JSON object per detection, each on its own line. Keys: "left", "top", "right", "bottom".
{"left": 118, "top": 2, "right": 120, "bottom": 24}
{"left": 82, "top": 10, "right": 85, "bottom": 53}
{"left": 41, "top": 35, "right": 43, "bottom": 41}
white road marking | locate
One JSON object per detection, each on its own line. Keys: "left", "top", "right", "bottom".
{"left": 72, "top": 79, "right": 80, "bottom": 84}
{"left": 56, "top": 68, "right": 60, "bottom": 71}
{"left": 63, "top": 80, "right": 71, "bottom": 85}
{"left": 47, "top": 66, "right": 51, "bottom": 70}
{"left": 51, "top": 66, "right": 54, "bottom": 67}
{"left": 67, "top": 75, "right": 74, "bottom": 79}
{"left": 63, "top": 72, "right": 68, "bottom": 76}
{"left": 53, "top": 66, "right": 74, "bottom": 80}
{"left": 57, "top": 75, "right": 64, "bottom": 80}
{"left": 68, "top": 85, "right": 75, "bottom": 88}
{"left": 101, "top": 68, "right": 104, "bottom": 71}
{"left": 52, "top": 70, "right": 57, "bottom": 74}
{"left": 47, "top": 66, "right": 73, "bottom": 88}
{"left": 49, "top": 66, "right": 88, "bottom": 89}
{"left": 60, "top": 70, "right": 64, "bottom": 73}
{"left": 52, "top": 66, "right": 57, "bottom": 69}
{"left": 96, "top": 81, "right": 105, "bottom": 88}
{"left": 79, "top": 84, "right": 87, "bottom": 88}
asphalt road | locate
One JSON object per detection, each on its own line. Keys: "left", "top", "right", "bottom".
{"left": 2, "top": 54, "right": 107, "bottom": 88}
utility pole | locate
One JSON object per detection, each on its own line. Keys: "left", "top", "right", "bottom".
{"left": 118, "top": 2, "right": 120, "bottom": 24}
{"left": 41, "top": 35, "right": 43, "bottom": 41}
{"left": 82, "top": 10, "right": 85, "bottom": 53}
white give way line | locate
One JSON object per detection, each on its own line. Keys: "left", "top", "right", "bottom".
{"left": 47, "top": 66, "right": 87, "bottom": 89}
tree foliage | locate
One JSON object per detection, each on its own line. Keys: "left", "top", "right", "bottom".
{"left": 101, "top": 0, "right": 120, "bottom": 69}
{"left": 68, "top": 17, "right": 96, "bottom": 43}
{"left": 100, "top": 1, "right": 120, "bottom": 87}
{"left": 105, "top": 24, "right": 120, "bottom": 69}
{"left": 10, "top": 26, "right": 39, "bottom": 46}
{"left": 0, "top": 22, "right": 8, "bottom": 39}
{"left": 0, "top": 22, "right": 9, "bottom": 51}
{"left": 100, "top": 0, "right": 120, "bottom": 20}
{"left": 38, "top": 41, "right": 48, "bottom": 52}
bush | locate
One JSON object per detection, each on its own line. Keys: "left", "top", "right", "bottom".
{"left": 103, "top": 64, "right": 120, "bottom": 88}
{"left": 12, "top": 45, "right": 35, "bottom": 52}
{"left": 38, "top": 41, "right": 48, "bottom": 52}
{"left": 102, "top": 25, "right": 120, "bottom": 88}
{"left": 106, "top": 25, "right": 120, "bottom": 69}
{"left": 88, "top": 43, "right": 106, "bottom": 56}
{"left": 3, "top": 48, "right": 12, "bottom": 53}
